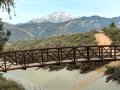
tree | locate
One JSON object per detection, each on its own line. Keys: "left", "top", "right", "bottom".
{"left": 0, "top": 0, "right": 17, "bottom": 19}
{"left": 0, "top": 18, "right": 11, "bottom": 51}
{"left": 109, "top": 22, "right": 116, "bottom": 28}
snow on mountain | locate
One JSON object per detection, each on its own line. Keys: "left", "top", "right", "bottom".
{"left": 27, "top": 12, "right": 78, "bottom": 23}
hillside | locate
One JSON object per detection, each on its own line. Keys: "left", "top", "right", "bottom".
{"left": 3, "top": 30, "right": 97, "bottom": 51}
{"left": 3, "top": 23, "right": 34, "bottom": 42}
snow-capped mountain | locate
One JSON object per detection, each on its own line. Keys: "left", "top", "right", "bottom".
{"left": 27, "top": 12, "right": 78, "bottom": 23}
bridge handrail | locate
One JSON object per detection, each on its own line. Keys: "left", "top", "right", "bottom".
{"left": 1, "top": 45, "right": 120, "bottom": 53}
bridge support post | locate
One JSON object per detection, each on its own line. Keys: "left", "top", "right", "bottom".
{"left": 87, "top": 47, "right": 89, "bottom": 61}
{"left": 98, "top": 46, "right": 101, "bottom": 59}
{"left": 31, "top": 51, "right": 34, "bottom": 63}
{"left": 47, "top": 49, "right": 49, "bottom": 62}
{"left": 23, "top": 51, "right": 26, "bottom": 70}
{"left": 60, "top": 48, "right": 63, "bottom": 61}
{"left": 114, "top": 46, "right": 116, "bottom": 60}
{"left": 73, "top": 47, "right": 76, "bottom": 63}
{"left": 58, "top": 48, "right": 61, "bottom": 65}
{"left": 110, "top": 47, "right": 112, "bottom": 57}
{"left": 101, "top": 46, "right": 103, "bottom": 60}
{"left": 3, "top": 53, "right": 7, "bottom": 72}
{"left": 15, "top": 52, "right": 18, "bottom": 65}
{"left": 41, "top": 50, "right": 44, "bottom": 65}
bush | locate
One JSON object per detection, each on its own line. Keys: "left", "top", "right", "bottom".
{"left": 48, "top": 64, "right": 80, "bottom": 71}
{"left": 49, "top": 65, "right": 58, "bottom": 71}
{"left": 105, "top": 64, "right": 120, "bottom": 83}
{"left": 80, "top": 61, "right": 110, "bottom": 73}
{"left": 105, "top": 66, "right": 115, "bottom": 75}
{"left": 66, "top": 64, "right": 80, "bottom": 71}
{"left": 112, "top": 65, "right": 120, "bottom": 82}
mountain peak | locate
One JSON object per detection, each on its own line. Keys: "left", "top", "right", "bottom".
{"left": 27, "top": 11, "right": 76, "bottom": 23}
{"left": 53, "top": 11, "right": 65, "bottom": 14}
{"left": 52, "top": 11, "right": 70, "bottom": 16}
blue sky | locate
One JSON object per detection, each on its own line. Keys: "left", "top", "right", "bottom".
{"left": 0, "top": 0, "right": 120, "bottom": 24}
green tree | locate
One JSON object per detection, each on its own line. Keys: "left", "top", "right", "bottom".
{"left": 0, "top": 0, "right": 17, "bottom": 19}
{"left": 0, "top": 18, "right": 11, "bottom": 51}
{"left": 109, "top": 22, "right": 116, "bottom": 28}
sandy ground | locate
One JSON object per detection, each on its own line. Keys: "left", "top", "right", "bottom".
{"left": 2, "top": 33, "right": 120, "bottom": 90}
{"left": 3, "top": 63, "right": 120, "bottom": 90}
{"left": 5, "top": 68, "right": 99, "bottom": 90}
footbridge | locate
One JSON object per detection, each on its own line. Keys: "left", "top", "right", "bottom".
{"left": 0, "top": 45, "right": 120, "bottom": 72}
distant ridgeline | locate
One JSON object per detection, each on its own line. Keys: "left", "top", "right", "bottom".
{"left": 3, "top": 15, "right": 120, "bottom": 42}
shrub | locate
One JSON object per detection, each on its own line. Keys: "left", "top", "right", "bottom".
{"left": 105, "top": 66, "right": 115, "bottom": 75}
{"left": 48, "top": 64, "right": 80, "bottom": 71}
{"left": 66, "top": 64, "right": 80, "bottom": 71}
{"left": 80, "top": 61, "right": 110, "bottom": 73}
{"left": 49, "top": 65, "right": 58, "bottom": 71}
{"left": 105, "top": 64, "right": 120, "bottom": 83}
{"left": 112, "top": 65, "right": 120, "bottom": 82}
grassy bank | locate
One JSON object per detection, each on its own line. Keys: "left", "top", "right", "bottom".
{"left": 0, "top": 73, "right": 25, "bottom": 90}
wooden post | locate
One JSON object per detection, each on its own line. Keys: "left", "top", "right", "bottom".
{"left": 31, "top": 51, "right": 34, "bottom": 63}
{"left": 98, "top": 46, "right": 101, "bottom": 59}
{"left": 4, "top": 53, "right": 7, "bottom": 72}
{"left": 114, "top": 46, "right": 116, "bottom": 60}
{"left": 23, "top": 51, "right": 26, "bottom": 70}
{"left": 87, "top": 47, "right": 89, "bottom": 61}
{"left": 73, "top": 47, "right": 76, "bottom": 62}
{"left": 58, "top": 48, "right": 60, "bottom": 64}
{"left": 15, "top": 52, "right": 17, "bottom": 65}
{"left": 41, "top": 50, "right": 44, "bottom": 65}
{"left": 47, "top": 49, "right": 49, "bottom": 61}
{"left": 110, "top": 46, "right": 113, "bottom": 58}
{"left": 61, "top": 48, "right": 63, "bottom": 61}
{"left": 101, "top": 46, "right": 103, "bottom": 60}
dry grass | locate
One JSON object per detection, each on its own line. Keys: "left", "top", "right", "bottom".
{"left": 0, "top": 73, "right": 25, "bottom": 90}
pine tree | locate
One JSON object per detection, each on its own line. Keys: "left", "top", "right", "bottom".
{"left": 109, "top": 22, "right": 116, "bottom": 28}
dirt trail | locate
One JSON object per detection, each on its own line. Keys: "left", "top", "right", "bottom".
{"left": 95, "top": 33, "right": 112, "bottom": 45}
{"left": 74, "top": 33, "right": 120, "bottom": 90}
